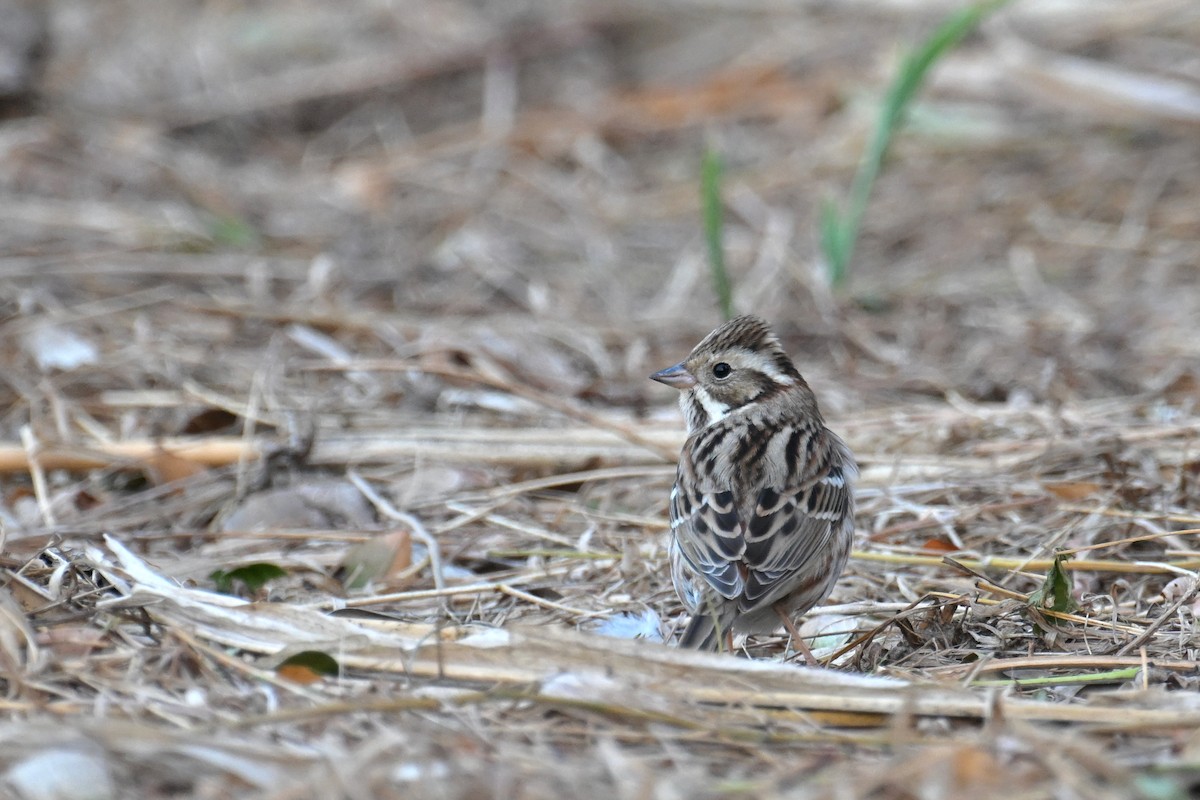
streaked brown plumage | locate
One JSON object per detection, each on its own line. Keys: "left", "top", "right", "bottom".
{"left": 651, "top": 315, "right": 856, "bottom": 652}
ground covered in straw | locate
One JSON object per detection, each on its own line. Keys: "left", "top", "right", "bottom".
{"left": 1, "top": 1, "right": 1199, "bottom": 798}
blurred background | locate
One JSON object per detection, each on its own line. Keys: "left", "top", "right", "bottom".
{"left": 1, "top": 1, "right": 1199, "bottom": 797}
{"left": 3, "top": 0, "right": 1197, "bottom": 409}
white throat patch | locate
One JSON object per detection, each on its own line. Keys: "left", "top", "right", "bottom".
{"left": 693, "top": 386, "right": 732, "bottom": 425}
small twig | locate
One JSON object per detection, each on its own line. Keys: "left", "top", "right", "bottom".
{"left": 0, "top": 436, "right": 262, "bottom": 472}
{"left": 234, "top": 353, "right": 266, "bottom": 498}
{"left": 925, "top": 590, "right": 1143, "bottom": 635}
{"left": 19, "top": 425, "right": 54, "bottom": 527}
{"left": 1113, "top": 577, "right": 1200, "bottom": 656}
{"left": 181, "top": 379, "right": 280, "bottom": 427}
{"left": 1059, "top": 527, "right": 1200, "bottom": 555}
{"left": 171, "top": 626, "right": 320, "bottom": 700}
{"left": 857, "top": 548, "right": 1200, "bottom": 576}
{"left": 825, "top": 595, "right": 965, "bottom": 665}
{"left": 444, "top": 500, "right": 611, "bottom": 556}
{"left": 473, "top": 465, "right": 675, "bottom": 504}
{"left": 309, "top": 359, "right": 678, "bottom": 462}
{"left": 959, "top": 651, "right": 995, "bottom": 687}
{"left": 936, "top": 654, "right": 1199, "bottom": 677}
{"left": 1056, "top": 505, "right": 1200, "bottom": 526}
{"left": 333, "top": 572, "right": 565, "bottom": 609}
{"left": 498, "top": 584, "right": 590, "bottom": 616}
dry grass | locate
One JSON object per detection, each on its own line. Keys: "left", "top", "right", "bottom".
{"left": 2, "top": 0, "right": 1200, "bottom": 798}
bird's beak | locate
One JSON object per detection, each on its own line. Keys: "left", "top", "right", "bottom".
{"left": 650, "top": 362, "right": 696, "bottom": 390}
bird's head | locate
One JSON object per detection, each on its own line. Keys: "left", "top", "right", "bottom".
{"left": 651, "top": 315, "right": 806, "bottom": 431}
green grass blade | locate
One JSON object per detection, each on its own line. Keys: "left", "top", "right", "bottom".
{"left": 701, "top": 147, "right": 734, "bottom": 321}
{"left": 822, "top": 0, "right": 1011, "bottom": 286}
{"left": 971, "top": 667, "right": 1142, "bottom": 689}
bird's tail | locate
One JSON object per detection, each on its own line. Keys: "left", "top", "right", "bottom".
{"left": 677, "top": 609, "right": 731, "bottom": 651}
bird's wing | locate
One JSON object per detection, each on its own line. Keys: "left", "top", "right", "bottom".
{"left": 670, "top": 470, "right": 745, "bottom": 601}
{"left": 740, "top": 429, "right": 855, "bottom": 607}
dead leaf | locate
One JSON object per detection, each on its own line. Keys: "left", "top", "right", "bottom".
{"left": 0, "top": 589, "right": 38, "bottom": 674}
{"left": 1043, "top": 481, "right": 1101, "bottom": 501}
{"left": 949, "top": 744, "right": 1003, "bottom": 788}
{"left": 1162, "top": 371, "right": 1200, "bottom": 403}
{"left": 221, "top": 480, "right": 375, "bottom": 531}
{"left": 276, "top": 651, "right": 339, "bottom": 684}
{"left": 337, "top": 529, "right": 413, "bottom": 591}
{"left": 1160, "top": 576, "right": 1195, "bottom": 605}
{"left": 38, "top": 624, "right": 107, "bottom": 659}
{"left": 920, "top": 537, "right": 959, "bottom": 553}
{"left": 142, "top": 449, "right": 208, "bottom": 484}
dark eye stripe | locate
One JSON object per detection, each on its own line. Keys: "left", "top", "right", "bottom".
{"left": 747, "top": 371, "right": 786, "bottom": 404}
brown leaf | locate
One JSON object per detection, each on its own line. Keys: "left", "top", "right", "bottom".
{"left": 276, "top": 663, "right": 324, "bottom": 685}
{"left": 1043, "top": 481, "right": 1101, "bottom": 501}
{"left": 142, "top": 449, "right": 208, "bottom": 484}
{"left": 1162, "top": 371, "right": 1200, "bottom": 403}
{"left": 276, "top": 651, "right": 340, "bottom": 684}
{"left": 221, "top": 480, "right": 375, "bottom": 531}
{"left": 4, "top": 485, "right": 34, "bottom": 504}
{"left": 0, "top": 589, "right": 37, "bottom": 673}
{"left": 337, "top": 529, "right": 413, "bottom": 591}
{"left": 920, "top": 537, "right": 959, "bottom": 553}
{"left": 38, "top": 624, "right": 107, "bottom": 659}
{"left": 949, "top": 744, "right": 1003, "bottom": 787}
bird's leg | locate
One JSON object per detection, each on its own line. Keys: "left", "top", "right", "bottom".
{"left": 775, "top": 605, "right": 818, "bottom": 665}
{"left": 712, "top": 612, "right": 734, "bottom": 654}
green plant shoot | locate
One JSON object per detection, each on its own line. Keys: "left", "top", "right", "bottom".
{"left": 701, "top": 147, "right": 734, "bottom": 321}
{"left": 820, "top": 0, "right": 1011, "bottom": 287}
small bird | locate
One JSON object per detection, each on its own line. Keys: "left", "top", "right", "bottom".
{"left": 650, "top": 315, "right": 856, "bottom": 655}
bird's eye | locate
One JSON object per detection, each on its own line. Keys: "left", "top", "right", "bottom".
{"left": 712, "top": 362, "right": 732, "bottom": 379}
